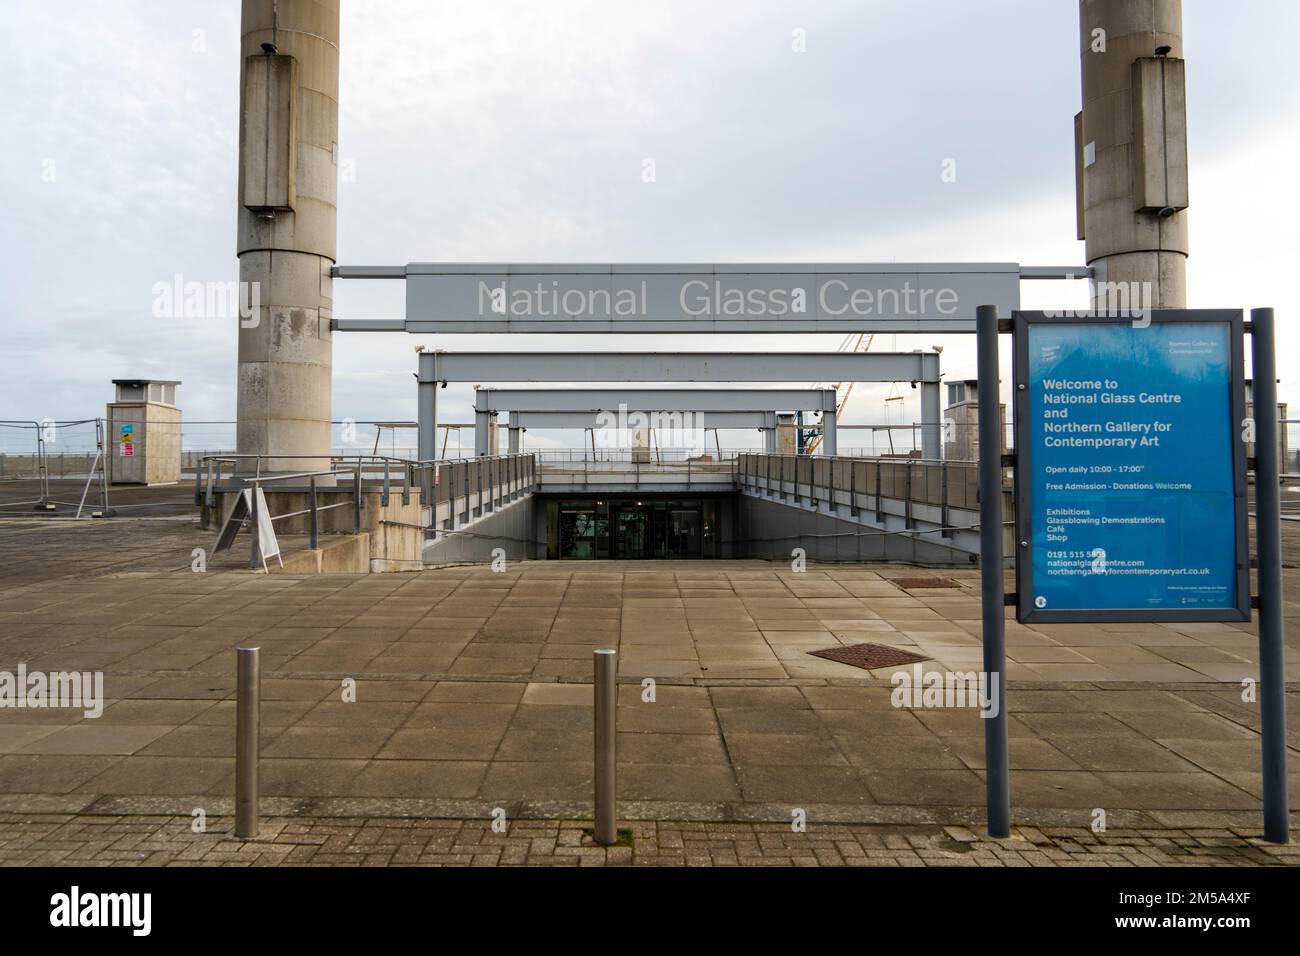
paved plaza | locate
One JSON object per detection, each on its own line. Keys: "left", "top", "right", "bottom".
{"left": 0, "top": 516, "right": 1297, "bottom": 865}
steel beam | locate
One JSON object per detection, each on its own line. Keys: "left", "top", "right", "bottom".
{"left": 476, "top": 388, "right": 837, "bottom": 413}
{"left": 506, "top": 409, "right": 795, "bottom": 429}
{"left": 420, "top": 351, "right": 939, "bottom": 384}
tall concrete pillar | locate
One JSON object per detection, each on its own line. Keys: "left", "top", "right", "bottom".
{"left": 236, "top": 0, "right": 339, "bottom": 471}
{"left": 1077, "top": 0, "right": 1188, "bottom": 308}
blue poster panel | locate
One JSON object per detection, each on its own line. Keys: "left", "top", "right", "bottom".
{"left": 1014, "top": 312, "right": 1249, "bottom": 623}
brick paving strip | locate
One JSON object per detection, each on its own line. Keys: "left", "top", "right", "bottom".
{"left": 0, "top": 813, "right": 1297, "bottom": 867}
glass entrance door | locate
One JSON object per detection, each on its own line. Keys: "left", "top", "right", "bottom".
{"left": 558, "top": 508, "right": 597, "bottom": 559}
{"left": 612, "top": 507, "right": 649, "bottom": 559}
{"left": 667, "top": 508, "right": 702, "bottom": 557}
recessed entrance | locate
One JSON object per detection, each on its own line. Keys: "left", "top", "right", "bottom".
{"left": 547, "top": 496, "right": 721, "bottom": 559}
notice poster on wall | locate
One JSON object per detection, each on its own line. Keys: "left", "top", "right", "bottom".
{"left": 1013, "top": 312, "right": 1249, "bottom": 623}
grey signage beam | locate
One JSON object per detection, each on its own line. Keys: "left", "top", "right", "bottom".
{"left": 422, "top": 350, "right": 938, "bottom": 384}
{"left": 329, "top": 262, "right": 1053, "bottom": 333}
{"left": 476, "top": 388, "right": 838, "bottom": 414}
{"left": 506, "top": 409, "right": 795, "bottom": 429}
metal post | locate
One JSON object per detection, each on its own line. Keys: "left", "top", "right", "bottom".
{"left": 593, "top": 648, "right": 618, "bottom": 846}
{"left": 940, "top": 460, "right": 951, "bottom": 539}
{"left": 248, "top": 484, "right": 261, "bottom": 570}
{"left": 904, "top": 460, "right": 913, "bottom": 529}
{"left": 1250, "top": 307, "right": 1290, "bottom": 843}
{"left": 235, "top": 646, "right": 261, "bottom": 839}
{"left": 417, "top": 356, "right": 437, "bottom": 506}
{"left": 921, "top": 379, "right": 942, "bottom": 461}
{"left": 822, "top": 408, "right": 838, "bottom": 457}
{"left": 976, "top": 304, "right": 1010, "bottom": 838}
{"left": 98, "top": 425, "right": 111, "bottom": 516}
{"left": 353, "top": 465, "right": 362, "bottom": 535}
{"left": 308, "top": 476, "right": 319, "bottom": 550}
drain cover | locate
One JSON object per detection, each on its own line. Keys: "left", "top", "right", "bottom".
{"left": 808, "top": 642, "right": 931, "bottom": 670}
{"left": 890, "top": 577, "right": 960, "bottom": 589}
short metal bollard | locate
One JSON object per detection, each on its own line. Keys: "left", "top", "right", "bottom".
{"left": 593, "top": 649, "right": 618, "bottom": 846}
{"left": 235, "top": 646, "right": 261, "bottom": 839}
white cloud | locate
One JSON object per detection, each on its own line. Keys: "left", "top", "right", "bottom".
{"left": 1, "top": 0, "right": 1297, "bottom": 454}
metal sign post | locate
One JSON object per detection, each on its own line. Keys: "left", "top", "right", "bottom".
{"left": 976, "top": 304, "right": 1011, "bottom": 838}
{"left": 1248, "top": 307, "right": 1289, "bottom": 843}
{"left": 982, "top": 305, "right": 1290, "bottom": 844}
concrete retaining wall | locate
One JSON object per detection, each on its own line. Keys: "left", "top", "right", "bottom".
{"left": 738, "top": 493, "right": 977, "bottom": 566}
{"left": 423, "top": 495, "right": 538, "bottom": 566}
{"left": 203, "top": 488, "right": 424, "bottom": 571}
{"left": 270, "top": 533, "right": 370, "bottom": 574}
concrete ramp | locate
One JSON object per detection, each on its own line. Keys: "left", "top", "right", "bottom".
{"left": 738, "top": 493, "right": 975, "bottom": 565}
{"left": 736, "top": 454, "right": 1010, "bottom": 566}
{"left": 423, "top": 494, "right": 538, "bottom": 566}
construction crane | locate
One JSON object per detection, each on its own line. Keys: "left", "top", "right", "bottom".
{"left": 803, "top": 332, "right": 874, "bottom": 455}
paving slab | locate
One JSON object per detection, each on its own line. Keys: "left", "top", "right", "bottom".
{"left": 1, "top": 520, "right": 1297, "bottom": 853}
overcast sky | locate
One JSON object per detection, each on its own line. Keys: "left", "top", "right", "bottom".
{"left": 2, "top": 0, "right": 1297, "bottom": 454}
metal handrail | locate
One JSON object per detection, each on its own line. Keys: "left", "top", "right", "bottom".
{"left": 199, "top": 452, "right": 540, "bottom": 555}
{"left": 736, "top": 451, "right": 987, "bottom": 524}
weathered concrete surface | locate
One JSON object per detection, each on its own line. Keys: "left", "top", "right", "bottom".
{"left": 235, "top": 0, "right": 340, "bottom": 469}
{"left": 269, "top": 533, "right": 369, "bottom": 574}
{"left": 1078, "top": 0, "right": 1188, "bottom": 305}
{"left": 0, "top": 522, "right": 1296, "bottom": 841}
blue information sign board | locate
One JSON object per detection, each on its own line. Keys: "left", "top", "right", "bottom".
{"left": 1013, "top": 311, "right": 1249, "bottom": 623}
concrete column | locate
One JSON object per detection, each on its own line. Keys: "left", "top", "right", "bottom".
{"left": 1078, "top": 0, "right": 1187, "bottom": 307}
{"left": 508, "top": 426, "right": 521, "bottom": 455}
{"left": 236, "top": 0, "right": 339, "bottom": 472}
{"left": 820, "top": 410, "right": 838, "bottom": 457}
{"left": 920, "top": 381, "right": 941, "bottom": 460}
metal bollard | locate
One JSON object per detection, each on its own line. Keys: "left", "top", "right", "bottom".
{"left": 593, "top": 649, "right": 618, "bottom": 846}
{"left": 235, "top": 646, "right": 261, "bottom": 839}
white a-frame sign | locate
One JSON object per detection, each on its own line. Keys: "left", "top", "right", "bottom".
{"left": 213, "top": 487, "right": 283, "bottom": 571}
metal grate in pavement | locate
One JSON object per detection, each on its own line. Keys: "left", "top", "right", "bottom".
{"left": 890, "top": 577, "right": 961, "bottom": 589}
{"left": 808, "top": 642, "right": 931, "bottom": 670}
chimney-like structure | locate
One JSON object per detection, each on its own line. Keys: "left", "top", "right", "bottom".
{"left": 1076, "top": 0, "right": 1188, "bottom": 308}
{"left": 236, "top": 0, "right": 339, "bottom": 471}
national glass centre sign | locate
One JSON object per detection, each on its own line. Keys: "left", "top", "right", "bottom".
{"left": 401, "top": 263, "right": 1021, "bottom": 333}
{"left": 1013, "top": 311, "right": 1250, "bottom": 623}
